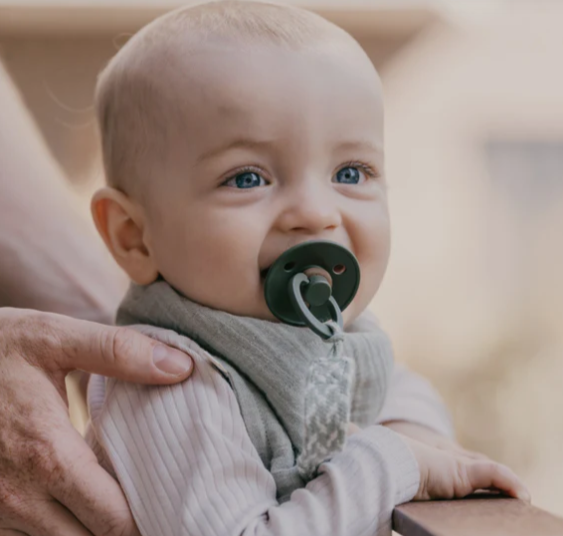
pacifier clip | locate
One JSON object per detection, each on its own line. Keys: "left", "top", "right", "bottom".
{"left": 264, "top": 240, "right": 361, "bottom": 479}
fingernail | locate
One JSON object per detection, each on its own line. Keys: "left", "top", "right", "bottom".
{"left": 153, "top": 345, "right": 193, "bottom": 376}
{"left": 518, "top": 489, "right": 531, "bottom": 502}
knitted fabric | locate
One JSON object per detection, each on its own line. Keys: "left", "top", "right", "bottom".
{"left": 117, "top": 281, "right": 394, "bottom": 500}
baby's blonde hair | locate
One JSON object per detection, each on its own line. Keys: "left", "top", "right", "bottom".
{"left": 96, "top": 0, "right": 356, "bottom": 195}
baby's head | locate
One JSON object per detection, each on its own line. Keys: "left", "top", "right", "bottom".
{"left": 92, "top": 0, "right": 389, "bottom": 325}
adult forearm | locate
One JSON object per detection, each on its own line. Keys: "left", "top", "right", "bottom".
{"left": 0, "top": 59, "right": 124, "bottom": 322}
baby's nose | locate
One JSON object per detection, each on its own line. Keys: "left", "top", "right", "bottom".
{"left": 277, "top": 191, "right": 342, "bottom": 234}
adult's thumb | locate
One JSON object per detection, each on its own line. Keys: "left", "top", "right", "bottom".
{"left": 43, "top": 312, "right": 193, "bottom": 384}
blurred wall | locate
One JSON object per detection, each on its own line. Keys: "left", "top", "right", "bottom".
{"left": 376, "top": 3, "right": 563, "bottom": 516}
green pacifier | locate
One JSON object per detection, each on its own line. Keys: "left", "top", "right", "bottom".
{"left": 264, "top": 240, "right": 360, "bottom": 339}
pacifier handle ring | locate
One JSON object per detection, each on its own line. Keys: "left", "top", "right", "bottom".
{"left": 289, "top": 273, "right": 343, "bottom": 340}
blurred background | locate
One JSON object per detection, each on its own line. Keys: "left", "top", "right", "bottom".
{"left": 1, "top": 0, "right": 562, "bottom": 519}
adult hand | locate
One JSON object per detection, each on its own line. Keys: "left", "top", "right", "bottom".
{"left": 0, "top": 307, "right": 193, "bottom": 536}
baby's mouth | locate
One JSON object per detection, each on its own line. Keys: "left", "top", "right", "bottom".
{"left": 259, "top": 264, "right": 332, "bottom": 286}
{"left": 302, "top": 266, "right": 333, "bottom": 286}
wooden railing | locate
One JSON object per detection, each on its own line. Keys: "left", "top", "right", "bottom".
{"left": 393, "top": 494, "right": 563, "bottom": 536}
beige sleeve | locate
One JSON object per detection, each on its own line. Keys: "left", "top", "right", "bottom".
{"left": 377, "top": 362, "right": 455, "bottom": 438}
{"left": 353, "top": 310, "right": 455, "bottom": 438}
{"left": 87, "top": 351, "right": 419, "bottom": 536}
{"left": 0, "top": 59, "right": 125, "bottom": 323}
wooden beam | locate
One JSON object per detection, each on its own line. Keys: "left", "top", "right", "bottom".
{"left": 0, "top": 3, "right": 437, "bottom": 38}
{"left": 394, "top": 494, "right": 563, "bottom": 536}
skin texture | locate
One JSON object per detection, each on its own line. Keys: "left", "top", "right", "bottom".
{"left": 0, "top": 309, "right": 194, "bottom": 536}
{"left": 93, "top": 33, "right": 530, "bottom": 505}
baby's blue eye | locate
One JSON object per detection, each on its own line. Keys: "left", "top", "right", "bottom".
{"left": 225, "top": 171, "right": 267, "bottom": 189}
{"left": 334, "top": 166, "right": 362, "bottom": 184}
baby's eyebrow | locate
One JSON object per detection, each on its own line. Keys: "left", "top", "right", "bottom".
{"left": 333, "top": 140, "right": 383, "bottom": 154}
{"left": 197, "top": 138, "right": 276, "bottom": 164}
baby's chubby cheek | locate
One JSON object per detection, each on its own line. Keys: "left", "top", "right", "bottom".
{"left": 145, "top": 210, "right": 274, "bottom": 317}
{"left": 342, "top": 261, "right": 388, "bottom": 326}
{"left": 143, "top": 192, "right": 390, "bottom": 323}
{"left": 344, "top": 222, "right": 391, "bottom": 324}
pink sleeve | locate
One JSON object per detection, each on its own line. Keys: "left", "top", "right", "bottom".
{"left": 349, "top": 310, "right": 454, "bottom": 438}
{"left": 377, "top": 363, "right": 455, "bottom": 438}
{"left": 88, "top": 351, "right": 420, "bottom": 536}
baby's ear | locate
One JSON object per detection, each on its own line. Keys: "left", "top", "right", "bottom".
{"left": 91, "top": 188, "right": 158, "bottom": 285}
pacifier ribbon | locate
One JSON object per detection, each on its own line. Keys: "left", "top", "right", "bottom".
{"left": 296, "top": 321, "right": 354, "bottom": 480}
{"left": 264, "top": 240, "right": 361, "bottom": 479}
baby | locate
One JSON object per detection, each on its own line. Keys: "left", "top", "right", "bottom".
{"left": 86, "top": 2, "right": 528, "bottom": 535}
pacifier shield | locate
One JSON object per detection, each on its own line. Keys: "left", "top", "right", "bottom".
{"left": 264, "top": 240, "right": 360, "bottom": 326}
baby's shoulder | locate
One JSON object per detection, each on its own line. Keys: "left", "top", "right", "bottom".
{"left": 87, "top": 324, "right": 235, "bottom": 425}
{"left": 128, "top": 323, "right": 232, "bottom": 381}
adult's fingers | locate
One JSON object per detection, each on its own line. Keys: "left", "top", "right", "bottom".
{"left": 14, "top": 309, "right": 193, "bottom": 385}
{"left": 48, "top": 434, "right": 140, "bottom": 536}
{"left": 9, "top": 500, "right": 94, "bottom": 536}
{"left": 0, "top": 530, "right": 27, "bottom": 536}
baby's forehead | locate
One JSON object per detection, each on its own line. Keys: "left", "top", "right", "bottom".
{"left": 95, "top": 2, "right": 383, "bottom": 192}
{"left": 151, "top": 42, "right": 381, "bottom": 134}
{"left": 100, "top": 0, "right": 382, "bottom": 123}
{"left": 111, "top": 0, "right": 374, "bottom": 85}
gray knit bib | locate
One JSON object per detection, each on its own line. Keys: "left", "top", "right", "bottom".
{"left": 117, "top": 281, "right": 394, "bottom": 501}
